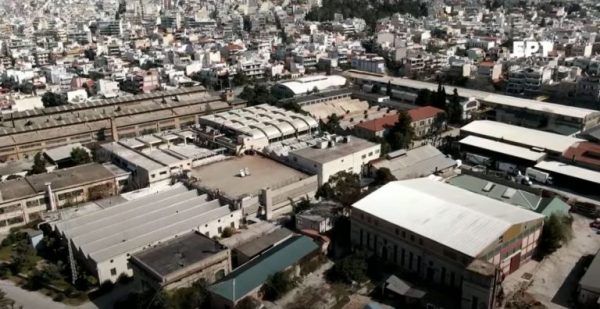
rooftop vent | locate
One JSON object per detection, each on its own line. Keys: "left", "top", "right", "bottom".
{"left": 482, "top": 182, "right": 495, "bottom": 192}
{"left": 502, "top": 188, "right": 517, "bottom": 199}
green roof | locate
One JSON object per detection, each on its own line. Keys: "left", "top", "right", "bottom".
{"left": 447, "top": 175, "right": 568, "bottom": 217}
{"left": 208, "top": 235, "right": 318, "bottom": 302}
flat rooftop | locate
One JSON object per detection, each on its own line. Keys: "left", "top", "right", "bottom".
{"left": 459, "top": 135, "right": 547, "bottom": 162}
{"left": 353, "top": 178, "right": 544, "bottom": 257}
{"left": 461, "top": 120, "right": 582, "bottom": 154}
{"left": 371, "top": 145, "right": 456, "bottom": 180}
{"left": 191, "top": 155, "right": 309, "bottom": 199}
{"left": 535, "top": 161, "right": 600, "bottom": 185}
{"left": 132, "top": 232, "right": 227, "bottom": 279}
{"left": 291, "top": 137, "right": 378, "bottom": 164}
{"left": 26, "top": 163, "right": 115, "bottom": 192}
{"left": 235, "top": 228, "right": 294, "bottom": 258}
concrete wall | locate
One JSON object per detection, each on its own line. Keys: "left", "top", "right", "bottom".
{"left": 263, "top": 175, "right": 318, "bottom": 219}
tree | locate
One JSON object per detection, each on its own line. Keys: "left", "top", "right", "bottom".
{"left": 371, "top": 83, "right": 381, "bottom": 94}
{"left": 41, "top": 92, "right": 67, "bottom": 108}
{"left": 236, "top": 296, "right": 260, "bottom": 309}
{"left": 30, "top": 152, "right": 46, "bottom": 175}
{"left": 326, "top": 251, "right": 368, "bottom": 283}
{"left": 368, "top": 136, "right": 391, "bottom": 155}
{"left": 414, "top": 89, "right": 432, "bottom": 106}
{"left": 321, "top": 114, "right": 341, "bottom": 134}
{"left": 312, "top": 86, "right": 319, "bottom": 94}
{"left": 83, "top": 48, "right": 96, "bottom": 61}
{"left": 386, "top": 80, "right": 392, "bottom": 96}
{"left": 429, "top": 112, "right": 447, "bottom": 145}
{"left": 386, "top": 111, "right": 414, "bottom": 150}
{"left": 262, "top": 271, "right": 295, "bottom": 301}
{"left": 221, "top": 227, "right": 234, "bottom": 238}
{"left": 232, "top": 72, "right": 249, "bottom": 87}
{"left": 10, "top": 240, "right": 37, "bottom": 274}
{"left": 447, "top": 88, "right": 463, "bottom": 124}
{"left": 315, "top": 171, "right": 361, "bottom": 207}
{"left": 537, "top": 214, "right": 572, "bottom": 257}
{"left": 371, "top": 168, "right": 396, "bottom": 187}
{"left": 70, "top": 147, "right": 91, "bottom": 165}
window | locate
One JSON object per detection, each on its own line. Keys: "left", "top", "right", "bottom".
{"left": 402, "top": 231, "right": 406, "bottom": 238}
{"left": 110, "top": 268, "right": 117, "bottom": 276}
{"left": 369, "top": 152, "right": 373, "bottom": 156}
{"left": 410, "top": 235, "right": 415, "bottom": 242}
{"left": 419, "top": 238, "right": 423, "bottom": 245}
{"left": 361, "top": 154, "right": 366, "bottom": 159}
{"left": 230, "top": 222, "right": 235, "bottom": 228}
{"left": 218, "top": 227, "right": 222, "bottom": 233}
{"left": 395, "top": 228, "right": 399, "bottom": 235}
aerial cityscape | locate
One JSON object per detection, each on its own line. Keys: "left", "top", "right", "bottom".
{"left": 0, "top": 0, "right": 599, "bottom": 308}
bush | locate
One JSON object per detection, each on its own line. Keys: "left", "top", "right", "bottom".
{"left": 221, "top": 227, "right": 235, "bottom": 238}
{"left": 327, "top": 252, "right": 368, "bottom": 284}
{"left": 262, "top": 271, "right": 296, "bottom": 301}
{"left": 52, "top": 293, "right": 65, "bottom": 302}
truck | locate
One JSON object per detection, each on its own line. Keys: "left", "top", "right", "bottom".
{"left": 465, "top": 153, "right": 491, "bottom": 166}
{"left": 525, "top": 167, "right": 553, "bottom": 184}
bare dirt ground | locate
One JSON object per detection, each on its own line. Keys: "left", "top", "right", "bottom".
{"left": 504, "top": 214, "right": 600, "bottom": 308}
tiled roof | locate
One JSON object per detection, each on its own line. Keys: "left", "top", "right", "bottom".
{"left": 407, "top": 106, "right": 444, "bottom": 122}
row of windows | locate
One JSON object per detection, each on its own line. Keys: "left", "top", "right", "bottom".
{"left": 57, "top": 189, "right": 84, "bottom": 201}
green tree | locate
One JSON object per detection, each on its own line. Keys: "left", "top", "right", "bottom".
{"left": 538, "top": 214, "right": 572, "bottom": 257}
{"left": 30, "top": 152, "right": 47, "bottom": 175}
{"left": 368, "top": 136, "right": 391, "bottom": 155}
{"left": 315, "top": 171, "right": 361, "bottom": 207}
{"left": 41, "top": 92, "right": 67, "bottom": 108}
{"left": 262, "top": 271, "right": 295, "bottom": 301}
{"left": 447, "top": 88, "right": 463, "bottom": 124}
{"left": 221, "top": 227, "right": 234, "bottom": 238}
{"left": 236, "top": 296, "right": 260, "bottom": 309}
{"left": 414, "top": 89, "right": 431, "bottom": 106}
{"left": 371, "top": 83, "right": 381, "bottom": 94}
{"left": 312, "top": 86, "right": 319, "bottom": 94}
{"left": 10, "top": 240, "right": 37, "bottom": 274}
{"left": 386, "top": 111, "right": 414, "bottom": 150}
{"left": 70, "top": 147, "right": 91, "bottom": 165}
{"left": 326, "top": 251, "right": 368, "bottom": 283}
{"left": 371, "top": 168, "right": 396, "bottom": 187}
{"left": 232, "top": 72, "right": 249, "bottom": 86}
{"left": 321, "top": 114, "right": 341, "bottom": 134}
{"left": 386, "top": 80, "right": 392, "bottom": 96}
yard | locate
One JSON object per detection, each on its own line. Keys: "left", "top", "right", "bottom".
{"left": 503, "top": 214, "right": 600, "bottom": 308}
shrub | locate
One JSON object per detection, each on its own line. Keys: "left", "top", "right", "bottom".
{"left": 262, "top": 271, "right": 296, "bottom": 301}
{"left": 52, "top": 293, "right": 65, "bottom": 302}
{"left": 221, "top": 227, "right": 235, "bottom": 238}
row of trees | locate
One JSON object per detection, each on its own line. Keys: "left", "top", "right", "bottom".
{"left": 305, "top": 0, "right": 428, "bottom": 32}
{"left": 415, "top": 82, "right": 463, "bottom": 124}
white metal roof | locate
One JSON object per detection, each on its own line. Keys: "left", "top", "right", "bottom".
{"left": 352, "top": 178, "right": 544, "bottom": 257}
{"left": 534, "top": 161, "right": 600, "bottom": 184}
{"left": 461, "top": 120, "right": 582, "bottom": 154}
{"left": 343, "top": 70, "right": 599, "bottom": 120}
{"left": 55, "top": 187, "right": 234, "bottom": 263}
{"left": 276, "top": 75, "right": 347, "bottom": 95}
{"left": 459, "top": 135, "right": 547, "bottom": 162}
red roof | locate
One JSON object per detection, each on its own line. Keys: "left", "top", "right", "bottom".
{"left": 355, "top": 113, "right": 399, "bottom": 133}
{"left": 407, "top": 106, "right": 444, "bottom": 122}
{"left": 355, "top": 106, "right": 444, "bottom": 133}
{"left": 562, "top": 141, "right": 600, "bottom": 170}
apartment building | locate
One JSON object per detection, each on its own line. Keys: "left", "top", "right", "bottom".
{"left": 351, "top": 179, "right": 544, "bottom": 309}
{"left": 506, "top": 67, "right": 552, "bottom": 94}
{"left": 351, "top": 54, "right": 386, "bottom": 74}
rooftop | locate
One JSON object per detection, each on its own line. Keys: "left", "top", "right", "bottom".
{"left": 371, "top": 144, "right": 456, "bottom": 180}
{"left": 459, "top": 135, "right": 547, "bottom": 162}
{"left": 562, "top": 141, "right": 600, "bottom": 170}
{"left": 275, "top": 75, "right": 347, "bottom": 95}
{"left": 343, "top": 70, "right": 600, "bottom": 120}
{"left": 534, "top": 161, "right": 600, "bottom": 185}
{"left": 54, "top": 185, "right": 233, "bottom": 263}
{"left": 354, "top": 113, "right": 399, "bottom": 132}
{"left": 352, "top": 178, "right": 544, "bottom": 257}
{"left": 209, "top": 236, "right": 318, "bottom": 302}
{"left": 579, "top": 250, "right": 600, "bottom": 295}
{"left": 461, "top": 120, "right": 582, "bottom": 154}
{"left": 407, "top": 106, "right": 444, "bottom": 122}
{"left": 44, "top": 143, "right": 86, "bottom": 163}
{"left": 291, "top": 136, "right": 378, "bottom": 164}
{"left": 235, "top": 228, "right": 294, "bottom": 258}
{"left": 447, "top": 174, "right": 569, "bottom": 217}
{"left": 131, "top": 232, "right": 227, "bottom": 280}
{"left": 190, "top": 155, "right": 309, "bottom": 199}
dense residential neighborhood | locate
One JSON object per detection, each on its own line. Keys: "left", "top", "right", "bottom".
{"left": 0, "top": 0, "right": 599, "bottom": 308}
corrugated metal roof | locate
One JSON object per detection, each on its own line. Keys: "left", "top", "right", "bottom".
{"left": 461, "top": 120, "right": 582, "bottom": 154}
{"left": 535, "top": 161, "right": 600, "bottom": 184}
{"left": 209, "top": 236, "right": 318, "bottom": 302}
{"left": 352, "top": 178, "right": 544, "bottom": 257}
{"left": 459, "top": 135, "right": 547, "bottom": 162}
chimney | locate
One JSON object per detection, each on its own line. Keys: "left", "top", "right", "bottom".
{"left": 46, "top": 182, "right": 57, "bottom": 211}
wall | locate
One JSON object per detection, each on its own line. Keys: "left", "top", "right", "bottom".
{"left": 263, "top": 175, "right": 318, "bottom": 219}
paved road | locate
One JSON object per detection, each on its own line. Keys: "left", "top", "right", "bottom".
{"left": 0, "top": 280, "right": 134, "bottom": 309}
